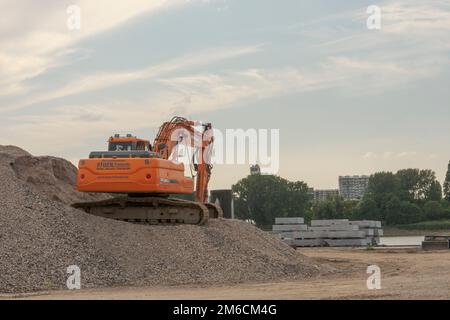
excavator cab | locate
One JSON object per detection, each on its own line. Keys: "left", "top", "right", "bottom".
{"left": 88, "top": 134, "right": 157, "bottom": 159}
{"left": 108, "top": 134, "right": 151, "bottom": 152}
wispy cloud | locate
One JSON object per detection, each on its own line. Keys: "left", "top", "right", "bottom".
{"left": 302, "top": 0, "right": 450, "bottom": 94}
{"left": 3, "top": 44, "right": 262, "bottom": 113}
{"left": 0, "top": 0, "right": 206, "bottom": 99}
{"left": 2, "top": 0, "right": 450, "bottom": 158}
{"left": 3, "top": 0, "right": 449, "bottom": 111}
{"left": 362, "top": 151, "right": 419, "bottom": 159}
{"left": 0, "top": 65, "right": 335, "bottom": 155}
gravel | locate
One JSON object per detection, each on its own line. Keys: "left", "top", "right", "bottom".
{"left": 8, "top": 150, "right": 108, "bottom": 205}
{"left": 0, "top": 145, "right": 328, "bottom": 294}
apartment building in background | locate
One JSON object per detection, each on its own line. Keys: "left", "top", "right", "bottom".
{"left": 250, "top": 164, "right": 261, "bottom": 175}
{"left": 313, "top": 189, "right": 340, "bottom": 201}
{"left": 339, "top": 175, "right": 369, "bottom": 200}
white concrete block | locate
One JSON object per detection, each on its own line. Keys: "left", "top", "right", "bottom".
{"left": 275, "top": 217, "right": 305, "bottom": 224}
{"left": 361, "top": 229, "right": 375, "bottom": 236}
{"left": 291, "top": 230, "right": 366, "bottom": 239}
{"left": 325, "top": 238, "right": 371, "bottom": 247}
{"left": 309, "top": 225, "right": 359, "bottom": 231}
{"left": 292, "top": 239, "right": 327, "bottom": 247}
{"left": 359, "top": 228, "right": 383, "bottom": 236}
{"left": 311, "top": 219, "right": 349, "bottom": 226}
{"left": 278, "top": 231, "right": 309, "bottom": 239}
{"left": 272, "top": 224, "right": 308, "bottom": 232}
{"left": 350, "top": 220, "right": 382, "bottom": 228}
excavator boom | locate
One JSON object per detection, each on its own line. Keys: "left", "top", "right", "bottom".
{"left": 153, "top": 117, "right": 214, "bottom": 203}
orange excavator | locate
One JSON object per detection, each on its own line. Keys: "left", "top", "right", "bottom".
{"left": 72, "top": 116, "right": 222, "bottom": 225}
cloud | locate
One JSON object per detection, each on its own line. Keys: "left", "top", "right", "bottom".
{"left": 397, "top": 151, "right": 417, "bottom": 158}
{"left": 0, "top": 0, "right": 202, "bottom": 99}
{"left": 380, "top": 1, "right": 450, "bottom": 35}
{"left": 304, "top": 0, "right": 450, "bottom": 94}
{"left": 363, "top": 152, "right": 375, "bottom": 159}
{"left": 362, "top": 151, "right": 419, "bottom": 159}
{"left": 3, "top": 0, "right": 449, "bottom": 111}
{"left": 0, "top": 65, "right": 335, "bottom": 155}
{"left": 2, "top": 0, "right": 450, "bottom": 158}
{"left": 158, "top": 67, "right": 339, "bottom": 108}
{"left": 2, "top": 45, "right": 262, "bottom": 113}
{"left": 0, "top": 102, "right": 169, "bottom": 155}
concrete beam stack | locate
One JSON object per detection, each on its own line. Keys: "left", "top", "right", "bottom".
{"left": 310, "top": 219, "right": 350, "bottom": 227}
{"left": 348, "top": 220, "right": 383, "bottom": 245}
{"left": 273, "top": 217, "right": 383, "bottom": 247}
{"left": 272, "top": 217, "right": 308, "bottom": 240}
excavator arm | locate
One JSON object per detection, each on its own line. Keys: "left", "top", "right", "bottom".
{"left": 153, "top": 117, "right": 214, "bottom": 203}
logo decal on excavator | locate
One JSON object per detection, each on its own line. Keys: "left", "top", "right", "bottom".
{"left": 96, "top": 160, "right": 131, "bottom": 170}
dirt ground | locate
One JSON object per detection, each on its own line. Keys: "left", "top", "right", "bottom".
{"left": 3, "top": 247, "right": 450, "bottom": 300}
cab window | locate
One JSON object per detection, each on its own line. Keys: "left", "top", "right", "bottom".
{"left": 108, "top": 142, "right": 132, "bottom": 151}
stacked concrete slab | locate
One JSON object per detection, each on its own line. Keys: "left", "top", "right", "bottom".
{"left": 272, "top": 217, "right": 308, "bottom": 243}
{"left": 272, "top": 218, "right": 383, "bottom": 247}
{"left": 348, "top": 220, "right": 383, "bottom": 245}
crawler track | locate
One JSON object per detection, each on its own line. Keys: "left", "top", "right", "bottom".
{"left": 72, "top": 196, "right": 222, "bottom": 225}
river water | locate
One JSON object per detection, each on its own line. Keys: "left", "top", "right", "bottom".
{"left": 379, "top": 236, "right": 424, "bottom": 246}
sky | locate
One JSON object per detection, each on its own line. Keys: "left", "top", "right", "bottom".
{"left": 0, "top": 0, "right": 450, "bottom": 190}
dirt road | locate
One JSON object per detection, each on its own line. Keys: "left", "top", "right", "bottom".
{"left": 4, "top": 248, "right": 450, "bottom": 300}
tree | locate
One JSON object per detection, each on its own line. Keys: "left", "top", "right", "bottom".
{"left": 343, "top": 200, "right": 358, "bottom": 219}
{"left": 398, "top": 201, "right": 424, "bottom": 224}
{"left": 418, "top": 169, "right": 440, "bottom": 202}
{"left": 356, "top": 168, "right": 443, "bottom": 225}
{"left": 312, "top": 196, "right": 345, "bottom": 220}
{"left": 440, "top": 198, "right": 449, "bottom": 209}
{"left": 385, "top": 199, "right": 423, "bottom": 225}
{"left": 396, "top": 169, "right": 441, "bottom": 202}
{"left": 444, "top": 161, "right": 450, "bottom": 201}
{"left": 312, "top": 200, "right": 335, "bottom": 220}
{"left": 368, "top": 172, "right": 400, "bottom": 195}
{"left": 284, "top": 180, "right": 312, "bottom": 217}
{"left": 428, "top": 181, "right": 442, "bottom": 202}
{"left": 384, "top": 195, "right": 402, "bottom": 225}
{"left": 396, "top": 169, "right": 420, "bottom": 200}
{"left": 354, "top": 196, "right": 382, "bottom": 221}
{"left": 423, "top": 201, "right": 445, "bottom": 220}
{"left": 232, "top": 174, "right": 310, "bottom": 227}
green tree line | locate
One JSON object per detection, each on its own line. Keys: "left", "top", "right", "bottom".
{"left": 232, "top": 162, "right": 450, "bottom": 227}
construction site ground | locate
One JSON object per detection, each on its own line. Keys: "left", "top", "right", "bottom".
{"left": 5, "top": 247, "right": 450, "bottom": 300}
{"left": 2, "top": 146, "right": 449, "bottom": 300}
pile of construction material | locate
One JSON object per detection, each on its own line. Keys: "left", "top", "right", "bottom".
{"left": 422, "top": 236, "right": 450, "bottom": 250}
{"left": 0, "top": 145, "right": 328, "bottom": 294}
{"left": 272, "top": 217, "right": 308, "bottom": 238}
{"left": 273, "top": 218, "right": 383, "bottom": 247}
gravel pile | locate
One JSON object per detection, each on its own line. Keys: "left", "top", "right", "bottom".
{"left": 8, "top": 150, "right": 107, "bottom": 204}
{"left": 0, "top": 145, "right": 327, "bottom": 294}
